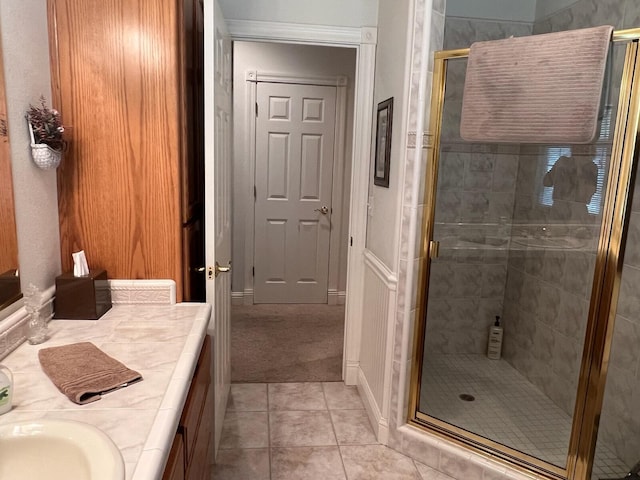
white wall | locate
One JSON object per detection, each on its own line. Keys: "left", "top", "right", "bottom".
{"left": 231, "top": 41, "right": 357, "bottom": 299}
{"left": 447, "top": 0, "right": 537, "bottom": 22}
{"left": 218, "top": 0, "right": 378, "bottom": 27}
{"left": 535, "top": 0, "right": 579, "bottom": 21}
{"left": 365, "top": 0, "right": 411, "bottom": 271}
{"left": 0, "top": 0, "right": 61, "bottom": 293}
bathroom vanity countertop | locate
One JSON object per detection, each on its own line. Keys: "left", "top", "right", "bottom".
{"left": 0, "top": 302, "right": 212, "bottom": 480}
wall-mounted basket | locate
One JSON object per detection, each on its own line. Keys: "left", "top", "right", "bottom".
{"left": 27, "top": 120, "right": 62, "bottom": 170}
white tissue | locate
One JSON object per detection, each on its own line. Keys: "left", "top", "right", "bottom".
{"left": 72, "top": 250, "right": 90, "bottom": 277}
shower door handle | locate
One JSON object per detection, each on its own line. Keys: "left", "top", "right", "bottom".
{"left": 429, "top": 240, "right": 440, "bottom": 259}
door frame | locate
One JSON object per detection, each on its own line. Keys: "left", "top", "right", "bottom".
{"left": 245, "top": 72, "right": 348, "bottom": 305}
{"left": 224, "top": 20, "right": 377, "bottom": 384}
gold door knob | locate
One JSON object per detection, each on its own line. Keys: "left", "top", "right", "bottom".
{"left": 214, "top": 261, "right": 231, "bottom": 278}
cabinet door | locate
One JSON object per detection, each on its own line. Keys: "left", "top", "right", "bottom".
{"left": 186, "top": 387, "right": 213, "bottom": 480}
{"left": 162, "top": 433, "right": 185, "bottom": 480}
{"left": 180, "top": 335, "right": 211, "bottom": 463}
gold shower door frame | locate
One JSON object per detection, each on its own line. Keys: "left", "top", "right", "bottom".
{"left": 409, "top": 28, "right": 640, "bottom": 480}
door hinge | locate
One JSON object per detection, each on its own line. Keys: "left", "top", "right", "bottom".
{"left": 254, "top": 185, "right": 257, "bottom": 201}
{"left": 252, "top": 266, "right": 255, "bottom": 277}
{"left": 255, "top": 102, "right": 258, "bottom": 117}
{"left": 350, "top": 236, "right": 353, "bottom": 247}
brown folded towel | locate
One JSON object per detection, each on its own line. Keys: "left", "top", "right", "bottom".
{"left": 38, "top": 342, "right": 142, "bottom": 404}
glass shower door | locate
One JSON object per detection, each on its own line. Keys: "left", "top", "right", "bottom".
{"left": 414, "top": 39, "right": 628, "bottom": 476}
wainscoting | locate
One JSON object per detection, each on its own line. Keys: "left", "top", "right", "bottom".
{"left": 357, "top": 249, "right": 397, "bottom": 444}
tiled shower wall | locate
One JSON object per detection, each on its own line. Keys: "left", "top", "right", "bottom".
{"left": 533, "top": 0, "right": 640, "bottom": 34}
{"left": 424, "top": 143, "right": 519, "bottom": 354}
{"left": 601, "top": 176, "right": 640, "bottom": 466}
{"left": 501, "top": 144, "right": 604, "bottom": 415}
{"left": 423, "top": 18, "right": 530, "bottom": 355}
{"left": 502, "top": 0, "right": 640, "bottom": 466}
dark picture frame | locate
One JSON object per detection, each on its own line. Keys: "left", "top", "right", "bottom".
{"left": 374, "top": 97, "right": 393, "bottom": 187}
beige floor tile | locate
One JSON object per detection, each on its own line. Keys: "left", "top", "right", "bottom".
{"left": 271, "top": 446, "right": 346, "bottom": 480}
{"left": 227, "top": 383, "right": 268, "bottom": 412}
{"left": 269, "top": 382, "right": 327, "bottom": 410}
{"left": 323, "top": 382, "right": 364, "bottom": 410}
{"left": 340, "top": 444, "right": 422, "bottom": 479}
{"left": 330, "top": 409, "right": 377, "bottom": 445}
{"left": 220, "top": 411, "right": 269, "bottom": 449}
{"left": 414, "top": 461, "right": 457, "bottom": 480}
{"left": 212, "top": 448, "right": 270, "bottom": 480}
{"left": 270, "top": 410, "right": 337, "bottom": 447}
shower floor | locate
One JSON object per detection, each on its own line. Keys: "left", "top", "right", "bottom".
{"left": 419, "top": 354, "right": 628, "bottom": 479}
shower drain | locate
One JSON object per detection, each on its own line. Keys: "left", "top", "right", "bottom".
{"left": 459, "top": 393, "right": 475, "bottom": 402}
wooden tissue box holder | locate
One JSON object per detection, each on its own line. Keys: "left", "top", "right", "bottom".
{"left": 54, "top": 269, "right": 112, "bottom": 320}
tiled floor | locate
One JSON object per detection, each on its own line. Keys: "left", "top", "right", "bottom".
{"left": 213, "top": 382, "right": 453, "bottom": 480}
{"left": 420, "top": 354, "right": 628, "bottom": 479}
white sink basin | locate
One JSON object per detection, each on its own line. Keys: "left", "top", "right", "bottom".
{"left": 0, "top": 419, "right": 124, "bottom": 480}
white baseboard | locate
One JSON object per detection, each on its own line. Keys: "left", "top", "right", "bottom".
{"left": 231, "top": 291, "right": 244, "bottom": 306}
{"left": 243, "top": 289, "right": 253, "bottom": 305}
{"left": 231, "top": 290, "right": 254, "bottom": 305}
{"left": 234, "top": 289, "right": 344, "bottom": 306}
{"left": 357, "top": 367, "right": 389, "bottom": 445}
{"left": 345, "top": 361, "right": 359, "bottom": 385}
{"left": 328, "top": 289, "right": 347, "bottom": 305}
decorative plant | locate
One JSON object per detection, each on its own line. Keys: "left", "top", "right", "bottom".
{"left": 26, "top": 96, "right": 65, "bottom": 151}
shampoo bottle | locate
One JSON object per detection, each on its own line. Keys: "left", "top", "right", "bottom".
{"left": 487, "top": 316, "right": 503, "bottom": 360}
{"left": 0, "top": 364, "right": 13, "bottom": 415}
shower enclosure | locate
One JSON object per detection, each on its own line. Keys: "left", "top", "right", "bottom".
{"left": 410, "top": 29, "right": 640, "bottom": 480}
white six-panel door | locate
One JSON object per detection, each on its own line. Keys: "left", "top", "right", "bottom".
{"left": 254, "top": 82, "right": 337, "bottom": 303}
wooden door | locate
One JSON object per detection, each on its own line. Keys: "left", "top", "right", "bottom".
{"left": 49, "top": 0, "right": 183, "bottom": 296}
{"left": 253, "top": 82, "right": 337, "bottom": 304}
{"left": 203, "top": 0, "right": 231, "bottom": 455}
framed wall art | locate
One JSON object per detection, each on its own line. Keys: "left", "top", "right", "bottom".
{"left": 374, "top": 97, "right": 393, "bottom": 187}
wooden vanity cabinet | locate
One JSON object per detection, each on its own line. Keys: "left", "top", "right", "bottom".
{"left": 163, "top": 434, "right": 185, "bottom": 480}
{"left": 163, "top": 335, "right": 212, "bottom": 480}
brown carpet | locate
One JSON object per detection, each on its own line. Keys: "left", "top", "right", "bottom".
{"left": 231, "top": 304, "right": 345, "bottom": 383}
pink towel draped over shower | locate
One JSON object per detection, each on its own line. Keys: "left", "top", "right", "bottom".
{"left": 460, "top": 25, "right": 614, "bottom": 144}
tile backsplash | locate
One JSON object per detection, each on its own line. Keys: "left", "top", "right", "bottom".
{"left": 108, "top": 280, "right": 176, "bottom": 305}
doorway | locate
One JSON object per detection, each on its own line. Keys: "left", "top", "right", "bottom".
{"left": 231, "top": 41, "right": 356, "bottom": 308}
{"left": 205, "top": 19, "right": 377, "bottom": 404}
{"left": 228, "top": 41, "right": 355, "bottom": 382}
{"left": 204, "top": 5, "right": 377, "bottom": 456}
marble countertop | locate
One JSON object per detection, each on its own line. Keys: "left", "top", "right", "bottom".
{"left": 0, "top": 302, "right": 211, "bottom": 480}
